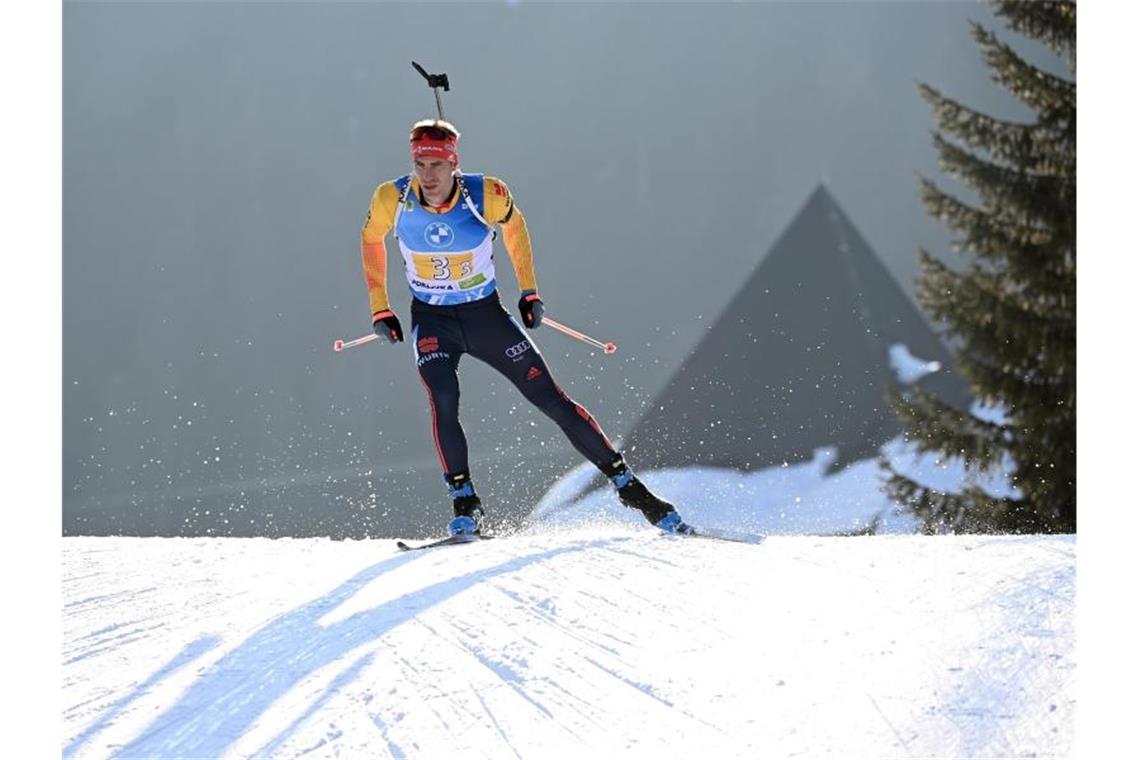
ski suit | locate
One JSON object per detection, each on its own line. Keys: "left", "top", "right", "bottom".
{"left": 360, "top": 173, "right": 621, "bottom": 480}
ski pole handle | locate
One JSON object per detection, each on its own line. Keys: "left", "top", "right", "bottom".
{"left": 543, "top": 317, "right": 617, "bottom": 355}
{"left": 333, "top": 333, "right": 381, "bottom": 352}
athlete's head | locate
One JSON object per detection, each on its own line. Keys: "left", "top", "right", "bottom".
{"left": 410, "top": 119, "right": 460, "bottom": 201}
{"left": 410, "top": 119, "right": 460, "bottom": 165}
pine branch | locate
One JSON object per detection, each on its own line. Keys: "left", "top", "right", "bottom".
{"left": 960, "top": 333, "right": 1075, "bottom": 395}
{"left": 916, "top": 249, "right": 1073, "bottom": 327}
{"left": 956, "top": 358, "right": 1072, "bottom": 413}
{"left": 881, "top": 467, "right": 1046, "bottom": 534}
{"left": 918, "top": 179, "right": 1074, "bottom": 283}
{"left": 931, "top": 134, "right": 1072, "bottom": 227}
{"left": 919, "top": 177, "right": 1050, "bottom": 247}
{"left": 915, "top": 253, "right": 1074, "bottom": 392}
{"left": 918, "top": 84, "right": 1073, "bottom": 176}
{"left": 991, "top": 0, "right": 1076, "bottom": 70}
{"left": 887, "top": 384, "right": 1010, "bottom": 472}
{"left": 970, "top": 22, "right": 1075, "bottom": 119}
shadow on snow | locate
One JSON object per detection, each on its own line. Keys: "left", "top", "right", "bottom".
{"left": 100, "top": 537, "right": 621, "bottom": 759}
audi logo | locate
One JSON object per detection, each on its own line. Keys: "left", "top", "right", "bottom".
{"left": 505, "top": 340, "right": 531, "bottom": 358}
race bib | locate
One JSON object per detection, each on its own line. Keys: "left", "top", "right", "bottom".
{"left": 413, "top": 252, "right": 475, "bottom": 283}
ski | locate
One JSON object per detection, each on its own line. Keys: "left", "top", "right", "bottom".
{"left": 395, "top": 527, "right": 759, "bottom": 550}
{"left": 674, "top": 525, "right": 766, "bottom": 545}
{"left": 396, "top": 534, "right": 494, "bottom": 552}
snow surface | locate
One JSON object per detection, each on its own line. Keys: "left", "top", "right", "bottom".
{"left": 63, "top": 531, "right": 1074, "bottom": 759}
{"left": 531, "top": 436, "right": 1018, "bottom": 537}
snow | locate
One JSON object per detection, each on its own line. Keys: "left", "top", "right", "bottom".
{"left": 971, "top": 399, "right": 1011, "bottom": 425}
{"left": 63, "top": 532, "right": 1074, "bottom": 758}
{"left": 888, "top": 343, "right": 942, "bottom": 384}
{"left": 531, "top": 435, "right": 1017, "bottom": 537}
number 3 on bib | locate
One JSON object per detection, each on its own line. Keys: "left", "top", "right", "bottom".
{"left": 415, "top": 252, "right": 474, "bottom": 282}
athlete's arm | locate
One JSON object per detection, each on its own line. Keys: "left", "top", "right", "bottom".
{"left": 360, "top": 181, "right": 400, "bottom": 315}
{"left": 484, "top": 176, "right": 537, "bottom": 294}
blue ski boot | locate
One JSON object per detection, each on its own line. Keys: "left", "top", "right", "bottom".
{"left": 653, "top": 510, "right": 694, "bottom": 535}
{"left": 445, "top": 473, "right": 484, "bottom": 536}
{"left": 606, "top": 461, "right": 690, "bottom": 533}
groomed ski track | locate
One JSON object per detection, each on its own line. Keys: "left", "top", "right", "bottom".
{"left": 63, "top": 530, "right": 1075, "bottom": 759}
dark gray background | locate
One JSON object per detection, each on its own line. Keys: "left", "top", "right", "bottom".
{"left": 63, "top": 0, "right": 1048, "bottom": 539}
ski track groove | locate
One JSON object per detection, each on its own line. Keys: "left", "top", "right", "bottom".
{"left": 62, "top": 572, "right": 107, "bottom": 585}
{"left": 549, "top": 542, "right": 738, "bottom": 643}
{"left": 520, "top": 555, "right": 690, "bottom": 641}
{"left": 293, "top": 727, "right": 342, "bottom": 758}
{"left": 65, "top": 622, "right": 168, "bottom": 663}
{"left": 444, "top": 627, "right": 556, "bottom": 721}
{"left": 867, "top": 692, "right": 915, "bottom": 756}
{"left": 430, "top": 603, "right": 606, "bottom": 749}
{"left": 438, "top": 561, "right": 725, "bottom": 746}
{"left": 409, "top": 615, "right": 583, "bottom": 750}
{"left": 469, "top": 687, "right": 525, "bottom": 760}
{"left": 65, "top": 587, "right": 159, "bottom": 610}
{"left": 365, "top": 708, "right": 411, "bottom": 760}
{"left": 64, "top": 632, "right": 155, "bottom": 666}
{"left": 62, "top": 688, "right": 119, "bottom": 718}
{"left": 597, "top": 543, "right": 685, "bottom": 569}
{"left": 74, "top": 620, "right": 140, "bottom": 641}
{"left": 580, "top": 653, "right": 673, "bottom": 709}
{"left": 489, "top": 583, "right": 623, "bottom": 657}
{"left": 579, "top": 653, "right": 728, "bottom": 737}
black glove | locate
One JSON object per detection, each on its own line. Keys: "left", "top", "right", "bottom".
{"left": 372, "top": 310, "right": 404, "bottom": 343}
{"left": 518, "top": 291, "right": 544, "bottom": 329}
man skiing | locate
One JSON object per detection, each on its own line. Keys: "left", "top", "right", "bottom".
{"left": 360, "top": 119, "right": 689, "bottom": 537}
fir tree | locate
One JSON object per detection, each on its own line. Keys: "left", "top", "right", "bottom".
{"left": 884, "top": 0, "right": 1076, "bottom": 533}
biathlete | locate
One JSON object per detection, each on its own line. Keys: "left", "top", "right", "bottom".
{"left": 360, "top": 119, "right": 689, "bottom": 537}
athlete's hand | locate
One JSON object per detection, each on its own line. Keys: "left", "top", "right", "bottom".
{"left": 519, "top": 291, "right": 544, "bottom": 329}
{"left": 372, "top": 310, "right": 404, "bottom": 343}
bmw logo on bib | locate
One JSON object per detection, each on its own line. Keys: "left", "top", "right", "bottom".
{"left": 424, "top": 221, "right": 454, "bottom": 248}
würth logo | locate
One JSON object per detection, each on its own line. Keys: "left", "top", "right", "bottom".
{"left": 526, "top": 366, "right": 543, "bottom": 381}
{"left": 417, "top": 336, "right": 440, "bottom": 354}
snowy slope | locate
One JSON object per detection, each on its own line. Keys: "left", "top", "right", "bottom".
{"left": 63, "top": 531, "right": 1074, "bottom": 759}
{"left": 531, "top": 433, "right": 1018, "bottom": 537}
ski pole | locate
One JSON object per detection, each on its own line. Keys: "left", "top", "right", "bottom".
{"left": 333, "top": 333, "right": 380, "bottom": 352}
{"left": 544, "top": 317, "right": 617, "bottom": 355}
{"left": 336, "top": 320, "right": 615, "bottom": 354}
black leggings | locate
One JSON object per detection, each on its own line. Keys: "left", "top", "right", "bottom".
{"left": 409, "top": 294, "right": 619, "bottom": 479}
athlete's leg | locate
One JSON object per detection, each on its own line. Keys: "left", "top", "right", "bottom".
{"left": 409, "top": 306, "right": 469, "bottom": 480}
{"left": 465, "top": 301, "right": 621, "bottom": 470}
{"left": 464, "top": 298, "right": 687, "bottom": 529}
